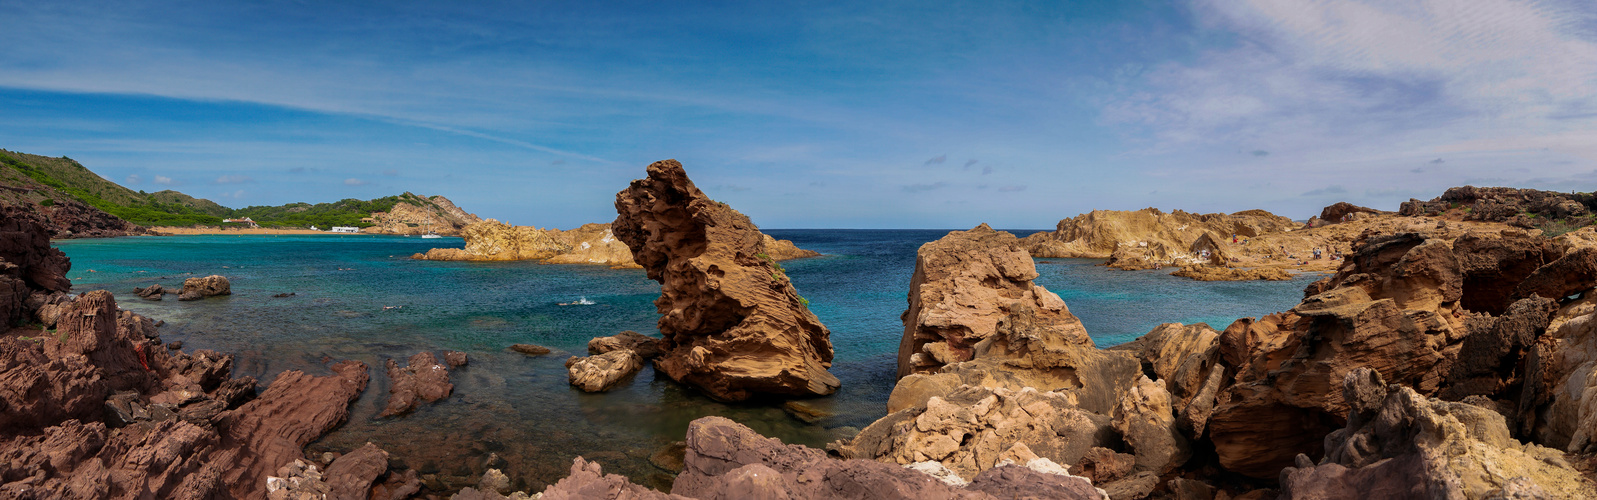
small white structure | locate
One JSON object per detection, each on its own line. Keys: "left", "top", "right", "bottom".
{"left": 222, "top": 217, "right": 259, "bottom": 228}
{"left": 329, "top": 226, "right": 359, "bottom": 233}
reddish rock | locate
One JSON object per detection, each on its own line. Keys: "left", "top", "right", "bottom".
{"left": 1319, "top": 202, "right": 1386, "bottom": 223}
{"left": 535, "top": 458, "right": 687, "bottom": 500}
{"left": 379, "top": 352, "right": 453, "bottom": 417}
{"left": 443, "top": 350, "right": 469, "bottom": 367}
{"left": 323, "top": 442, "right": 390, "bottom": 500}
{"left": 0, "top": 207, "right": 71, "bottom": 325}
{"left": 612, "top": 159, "right": 837, "bottom": 401}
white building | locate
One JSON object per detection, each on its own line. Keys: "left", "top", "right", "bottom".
{"left": 329, "top": 226, "right": 359, "bottom": 233}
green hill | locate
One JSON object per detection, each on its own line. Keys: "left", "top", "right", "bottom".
{"left": 0, "top": 149, "right": 413, "bottom": 229}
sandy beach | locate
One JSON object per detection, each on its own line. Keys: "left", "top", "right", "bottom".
{"left": 149, "top": 226, "right": 362, "bottom": 236}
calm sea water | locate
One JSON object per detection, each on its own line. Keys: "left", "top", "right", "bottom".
{"left": 56, "top": 229, "right": 1315, "bottom": 491}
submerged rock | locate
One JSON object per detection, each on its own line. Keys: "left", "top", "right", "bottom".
{"left": 612, "top": 159, "right": 838, "bottom": 401}
{"left": 134, "top": 283, "right": 166, "bottom": 300}
{"left": 379, "top": 351, "right": 454, "bottom": 417}
{"left": 509, "top": 343, "right": 552, "bottom": 356}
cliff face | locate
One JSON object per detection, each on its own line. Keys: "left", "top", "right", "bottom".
{"left": 1018, "top": 208, "right": 1297, "bottom": 264}
{"left": 1401, "top": 186, "right": 1594, "bottom": 231}
{"left": 362, "top": 194, "right": 482, "bottom": 236}
{"left": 612, "top": 159, "right": 838, "bottom": 401}
{"left": 0, "top": 165, "right": 148, "bottom": 238}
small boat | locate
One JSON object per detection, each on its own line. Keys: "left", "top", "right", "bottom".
{"left": 421, "top": 232, "right": 442, "bottom": 239}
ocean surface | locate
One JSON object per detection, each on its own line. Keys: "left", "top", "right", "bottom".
{"left": 56, "top": 229, "right": 1316, "bottom": 492}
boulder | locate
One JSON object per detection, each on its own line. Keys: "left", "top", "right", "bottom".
{"left": 378, "top": 352, "right": 454, "bottom": 417}
{"left": 1319, "top": 202, "right": 1386, "bottom": 223}
{"left": 588, "top": 330, "right": 665, "bottom": 359}
{"left": 323, "top": 442, "right": 390, "bottom": 500}
{"left": 565, "top": 349, "right": 645, "bottom": 392}
{"left": 1279, "top": 368, "right": 1593, "bottom": 499}
{"left": 898, "top": 224, "right": 1095, "bottom": 378}
{"left": 178, "top": 275, "right": 231, "bottom": 301}
{"left": 134, "top": 284, "right": 166, "bottom": 300}
{"left": 612, "top": 159, "right": 838, "bottom": 401}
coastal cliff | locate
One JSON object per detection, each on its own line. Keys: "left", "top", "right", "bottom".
{"left": 612, "top": 159, "right": 839, "bottom": 401}
{"left": 0, "top": 152, "right": 149, "bottom": 238}
{"left": 412, "top": 218, "right": 818, "bottom": 268}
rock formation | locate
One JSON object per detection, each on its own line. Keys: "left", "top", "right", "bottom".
{"left": 0, "top": 159, "right": 149, "bottom": 238}
{"left": 178, "top": 274, "right": 231, "bottom": 301}
{"left": 360, "top": 193, "right": 483, "bottom": 236}
{"left": 898, "top": 224, "right": 1096, "bottom": 378}
{"left": 610, "top": 159, "right": 838, "bottom": 402}
{"left": 1400, "top": 186, "right": 1594, "bottom": 230}
{"left": 134, "top": 283, "right": 166, "bottom": 300}
{"left": 379, "top": 351, "right": 454, "bottom": 417}
{"left": 1018, "top": 208, "right": 1297, "bottom": 263}
{"left": 414, "top": 219, "right": 819, "bottom": 269}
{"left": 1279, "top": 368, "right": 1592, "bottom": 499}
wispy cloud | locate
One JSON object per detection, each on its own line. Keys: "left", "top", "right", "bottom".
{"left": 344, "top": 178, "right": 368, "bottom": 186}
{"left": 125, "top": 174, "right": 140, "bottom": 185}
{"left": 153, "top": 175, "right": 175, "bottom": 185}
{"left": 215, "top": 174, "right": 253, "bottom": 184}
{"left": 902, "top": 182, "right": 948, "bottom": 193}
{"left": 924, "top": 155, "right": 947, "bottom": 166}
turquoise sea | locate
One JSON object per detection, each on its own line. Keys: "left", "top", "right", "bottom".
{"left": 56, "top": 230, "right": 1316, "bottom": 491}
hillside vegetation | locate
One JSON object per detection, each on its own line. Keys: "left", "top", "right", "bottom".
{"left": 0, "top": 149, "right": 427, "bottom": 229}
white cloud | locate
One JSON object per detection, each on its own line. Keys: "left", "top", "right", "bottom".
{"left": 215, "top": 174, "right": 253, "bottom": 184}
{"left": 1104, "top": 0, "right": 1597, "bottom": 174}
{"left": 125, "top": 174, "right": 140, "bottom": 184}
{"left": 344, "top": 178, "right": 368, "bottom": 186}
{"left": 153, "top": 175, "right": 174, "bottom": 185}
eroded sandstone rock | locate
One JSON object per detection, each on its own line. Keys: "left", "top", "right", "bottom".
{"left": 612, "top": 159, "right": 837, "bottom": 401}
{"left": 178, "top": 274, "right": 231, "bottom": 301}
{"left": 898, "top": 224, "right": 1095, "bottom": 379}
{"left": 588, "top": 330, "right": 664, "bottom": 359}
{"left": 564, "top": 349, "right": 645, "bottom": 392}
{"left": 1279, "top": 368, "right": 1594, "bottom": 499}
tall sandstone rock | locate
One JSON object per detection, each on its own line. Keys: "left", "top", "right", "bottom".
{"left": 612, "top": 159, "right": 838, "bottom": 401}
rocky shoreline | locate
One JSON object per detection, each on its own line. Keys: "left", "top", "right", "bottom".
{"left": 5, "top": 162, "right": 1597, "bottom": 499}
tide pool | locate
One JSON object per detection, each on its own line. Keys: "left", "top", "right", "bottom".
{"left": 56, "top": 229, "right": 1314, "bottom": 491}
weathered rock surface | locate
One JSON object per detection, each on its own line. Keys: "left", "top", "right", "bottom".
{"left": 1018, "top": 208, "right": 1297, "bottom": 264}
{"left": 178, "top": 274, "right": 231, "bottom": 301}
{"left": 1279, "top": 368, "right": 1594, "bottom": 499}
{"left": 1110, "top": 376, "right": 1190, "bottom": 475}
{"left": 676, "top": 416, "right": 1104, "bottom": 499}
{"left": 898, "top": 224, "right": 1096, "bottom": 378}
{"left": 831, "top": 385, "right": 1117, "bottom": 481}
{"left": 379, "top": 351, "right": 454, "bottom": 417}
{"left": 0, "top": 152, "right": 151, "bottom": 239}
{"left": 1319, "top": 202, "right": 1388, "bottom": 224}
{"left": 612, "top": 159, "right": 837, "bottom": 401}
{"left": 588, "top": 330, "right": 665, "bottom": 359}
{"left": 564, "top": 349, "right": 645, "bottom": 392}
{"left": 1400, "top": 186, "right": 1595, "bottom": 230}
{"left": 0, "top": 207, "right": 71, "bottom": 325}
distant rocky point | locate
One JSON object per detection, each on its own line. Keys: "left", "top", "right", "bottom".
{"left": 411, "top": 219, "right": 818, "bottom": 268}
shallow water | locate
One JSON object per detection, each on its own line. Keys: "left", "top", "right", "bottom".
{"left": 57, "top": 229, "right": 1315, "bottom": 491}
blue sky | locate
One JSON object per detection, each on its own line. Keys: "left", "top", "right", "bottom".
{"left": 2, "top": 0, "right": 1594, "bottom": 228}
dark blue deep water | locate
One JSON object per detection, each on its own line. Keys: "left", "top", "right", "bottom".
{"left": 55, "top": 229, "right": 1315, "bottom": 491}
